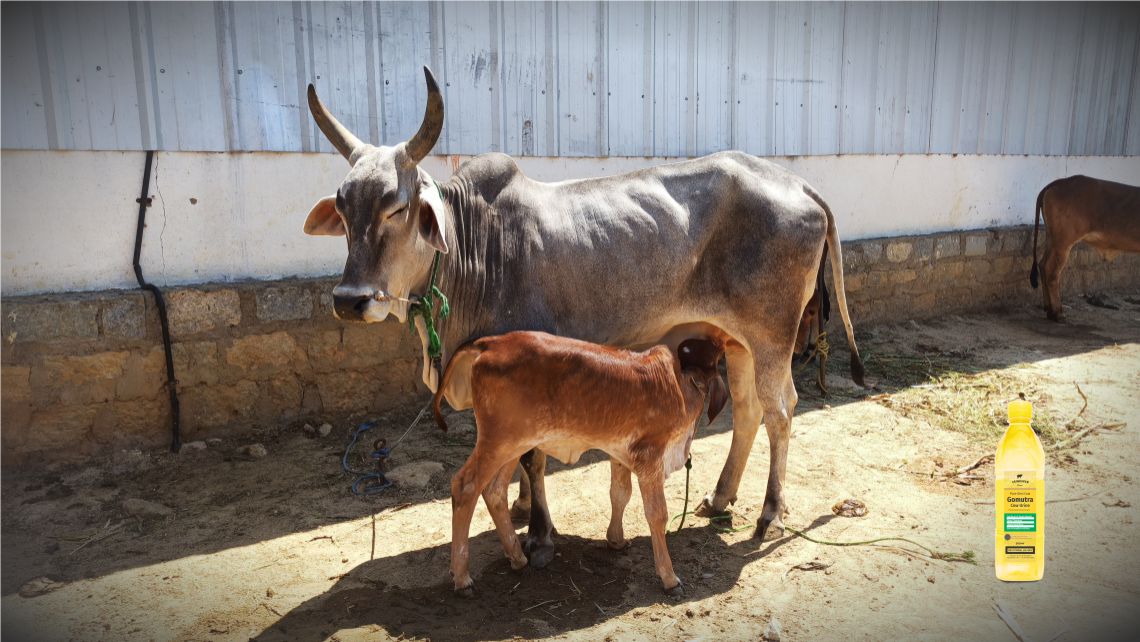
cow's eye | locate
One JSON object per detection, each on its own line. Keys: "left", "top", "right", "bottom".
{"left": 385, "top": 205, "right": 407, "bottom": 221}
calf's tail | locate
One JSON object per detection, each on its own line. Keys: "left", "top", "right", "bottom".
{"left": 432, "top": 342, "right": 482, "bottom": 431}
{"left": 805, "top": 186, "right": 866, "bottom": 387}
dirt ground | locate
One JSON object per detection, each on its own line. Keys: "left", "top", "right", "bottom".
{"left": 3, "top": 295, "right": 1140, "bottom": 642}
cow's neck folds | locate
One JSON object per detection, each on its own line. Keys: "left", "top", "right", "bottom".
{"left": 429, "top": 175, "right": 505, "bottom": 359}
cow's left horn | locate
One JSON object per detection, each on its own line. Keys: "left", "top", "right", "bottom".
{"left": 405, "top": 66, "right": 444, "bottom": 164}
{"left": 307, "top": 84, "right": 364, "bottom": 163}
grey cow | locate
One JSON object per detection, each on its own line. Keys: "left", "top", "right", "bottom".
{"left": 304, "top": 68, "right": 865, "bottom": 562}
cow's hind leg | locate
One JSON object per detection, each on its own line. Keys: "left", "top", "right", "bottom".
{"left": 520, "top": 448, "right": 556, "bottom": 568}
{"left": 606, "top": 460, "right": 633, "bottom": 549}
{"left": 697, "top": 342, "right": 763, "bottom": 516}
{"left": 756, "top": 373, "right": 798, "bottom": 540}
{"left": 1041, "top": 238, "right": 1076, "bottom": 322}
{"left": 483, "top": 461, "right": 528, "bottom": 571}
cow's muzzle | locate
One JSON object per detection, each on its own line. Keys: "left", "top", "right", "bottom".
{"left": 332, "top": 284, "right": 379, "bottom": 322}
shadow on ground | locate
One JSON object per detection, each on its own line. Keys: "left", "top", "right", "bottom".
{"left": 252, "top": 514, "right": 838, "bottom": 641}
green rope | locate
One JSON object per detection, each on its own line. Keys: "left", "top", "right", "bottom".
{"left": 781, "top": 525, "right": 977, "bottom": 564}
{"left": 407, "top": 250, "right": 450, "bottom": 362}
{"left": 672, "top": 457, "right": 693, "bottom": 534}
{"left": 667, "top": 513, "right": 976, "bottom": 563}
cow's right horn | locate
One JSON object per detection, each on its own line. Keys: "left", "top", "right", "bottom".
{"left": 405, "top": 66, "right": 444, "bottom": 164}
{"left": 307, "top": 84, "right": 364, "bottom": 163}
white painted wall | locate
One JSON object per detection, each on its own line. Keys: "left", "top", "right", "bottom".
{"left": 2, "top": 150, "right": 1138, "bottom": 296}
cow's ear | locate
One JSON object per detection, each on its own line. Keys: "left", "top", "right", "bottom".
{"left": 304, "top": 195, "right": 345, "bottom": 236}
{"left": 416, "top": 173, "right": 449, "bottom": 254}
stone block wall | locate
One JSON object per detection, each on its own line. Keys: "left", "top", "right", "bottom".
{"left": 838, "top": 226, "right": 1140, "bottom": 325}
{"left": 1, "top": 280, "right": 423, "bottom": 465}
{"left": 2, "top": 226, "right": 1139, "bottom": 465}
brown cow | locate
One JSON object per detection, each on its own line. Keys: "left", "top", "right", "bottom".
{"left": 433, "top": 332, "right": 727, "bottom": 597}
{"left": 1030, "top": 175, "right": 1140, "bottom": 320}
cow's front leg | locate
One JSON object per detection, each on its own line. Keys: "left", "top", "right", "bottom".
{"left": 697, "top": 345, "right": 761, "bottom": 516}
{"left": 756, "top": 376, "right": 798, "bottom": 541}
{"left": 520, "top": 448, "right": 556, "bottom": 568}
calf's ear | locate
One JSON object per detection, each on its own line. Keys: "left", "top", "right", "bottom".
{"left": 304, "top": 195, "right": 345, "bottom": 236}
{"left": 416, "top": 172, "right": 449, "bottom": 254}
{"left": 707, "top": 374, "right": 728, "bottom": 423}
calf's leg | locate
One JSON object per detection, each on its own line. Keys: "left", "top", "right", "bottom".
{"left": 510, "top": 461, "right": 531, "bottom": 521}
{"left": 606, "top": 460, "right": 633, "bottom": 549}
{"left": 483, "top": 461, "right": 528, "bottom": 571}
{"left": 451, "top": 446, "right": 511, "bottom": 596}
{"left": 638, "top": 470, "right": 682, "bottom": 596}
{"left": 520, "top": 448, "right": 556, "bottom": 568}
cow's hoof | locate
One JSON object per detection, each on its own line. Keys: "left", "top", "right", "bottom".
{"left": 694, "top": 495, "right": 730, "bottom": 518}
{"left": 755, "top": 515, "right": 785, "bottom": 541}
{"left": 663, "top": 581, "right": 684, "bottom": 599}
{"left": 509, "top": 555, "right": 529, "bottom": 571}
{"left": 524, "top": 543, "right": 556, "bottom": 569}
{"left": 606, "top": 538, "right": 630, "bottom": 551}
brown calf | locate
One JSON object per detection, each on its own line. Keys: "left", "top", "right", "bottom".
{"left": 1030, "top": 175, "right": 1140, "bottom": 320}
{"left": 433, "top": 332, "right": 727, "bottom": 597}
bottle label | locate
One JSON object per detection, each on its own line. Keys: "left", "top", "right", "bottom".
{"left": 999, "top": 471, "right": 1040, "bottom": 555}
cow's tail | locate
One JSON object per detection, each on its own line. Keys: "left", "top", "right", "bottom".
{"left": 1030, "top": 187, "right": 1044, "bottom": 288}
{"left": 432, "top": 342, "right": 483, "bottom": 431}
{"left": 806, "top": 186, "right": 866, "bottom": 387}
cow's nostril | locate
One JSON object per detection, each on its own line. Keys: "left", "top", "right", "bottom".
{"left": 332, "top": 293, "right": 372, "bottom": 319}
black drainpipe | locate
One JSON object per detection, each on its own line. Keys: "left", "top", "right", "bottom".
{"left": 132, "top": 150, "right": 182, "bottom": 453}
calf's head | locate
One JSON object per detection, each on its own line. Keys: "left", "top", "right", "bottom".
{"left": 677, "top": 338, "right": 728, "bottom": 424}
{"left": 793, "top": 276, "right": 830, "bottom": 360}
{"left": 304, "top": 67, "right": 448, "bottom": 323}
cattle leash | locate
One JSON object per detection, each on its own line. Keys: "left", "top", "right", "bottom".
{"left": 406, "top": 177, "right": 452, "bottom": 364}
{"left": 342, "top": 399, "right": 433, "bottom": 495}
{"left": 406, "top": 250, "right": 450, "bottom": 363}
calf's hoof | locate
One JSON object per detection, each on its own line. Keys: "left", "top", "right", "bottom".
{"left": 455, "top": 585, "right": 476, "bottom": 599}
{"left": 606, "top": 538, "right": 630, "bottom": 551}
{"left": 509, "top": 501, "right": 531, "bottom": 523}
{"left": 755, "top": 515, "right": 785, "bottom": 542}
{"left": 509, "top": 555, "right": 529, "bottom": 571}
{"left": 453, "top": 577, "right": 476, "bottom": 598}
{"left": 663, "top": 580, "right": 685, "bottom": 599}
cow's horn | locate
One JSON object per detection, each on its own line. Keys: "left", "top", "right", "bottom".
{"left": 307, "top": 83, "right": 364, "bottom": 163}
{"left": 405, "top": 66, "right": 444, "bottom": 164}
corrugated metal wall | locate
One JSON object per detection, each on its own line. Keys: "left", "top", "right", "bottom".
{"left": 3, "top": 1, "right": 1138, "bottom": 156}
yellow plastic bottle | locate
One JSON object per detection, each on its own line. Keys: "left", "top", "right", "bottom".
{"left": 994, "top": 399, "right": 1045, "bottom": 581}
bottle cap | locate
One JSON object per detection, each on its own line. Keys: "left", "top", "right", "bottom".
{"left": 1008, "top": 399, "right": 1033, "bottom": 423}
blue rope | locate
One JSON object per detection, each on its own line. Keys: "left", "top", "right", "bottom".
{"left": 342, "top": 421, "right": 392, "bottom": 496}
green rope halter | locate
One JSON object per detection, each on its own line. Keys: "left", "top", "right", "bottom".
{"left": 407, "top": 250, "right": 450, "bottom": 362}
{"left": 407, "top": 178, "right": 450, "bottom": 363}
